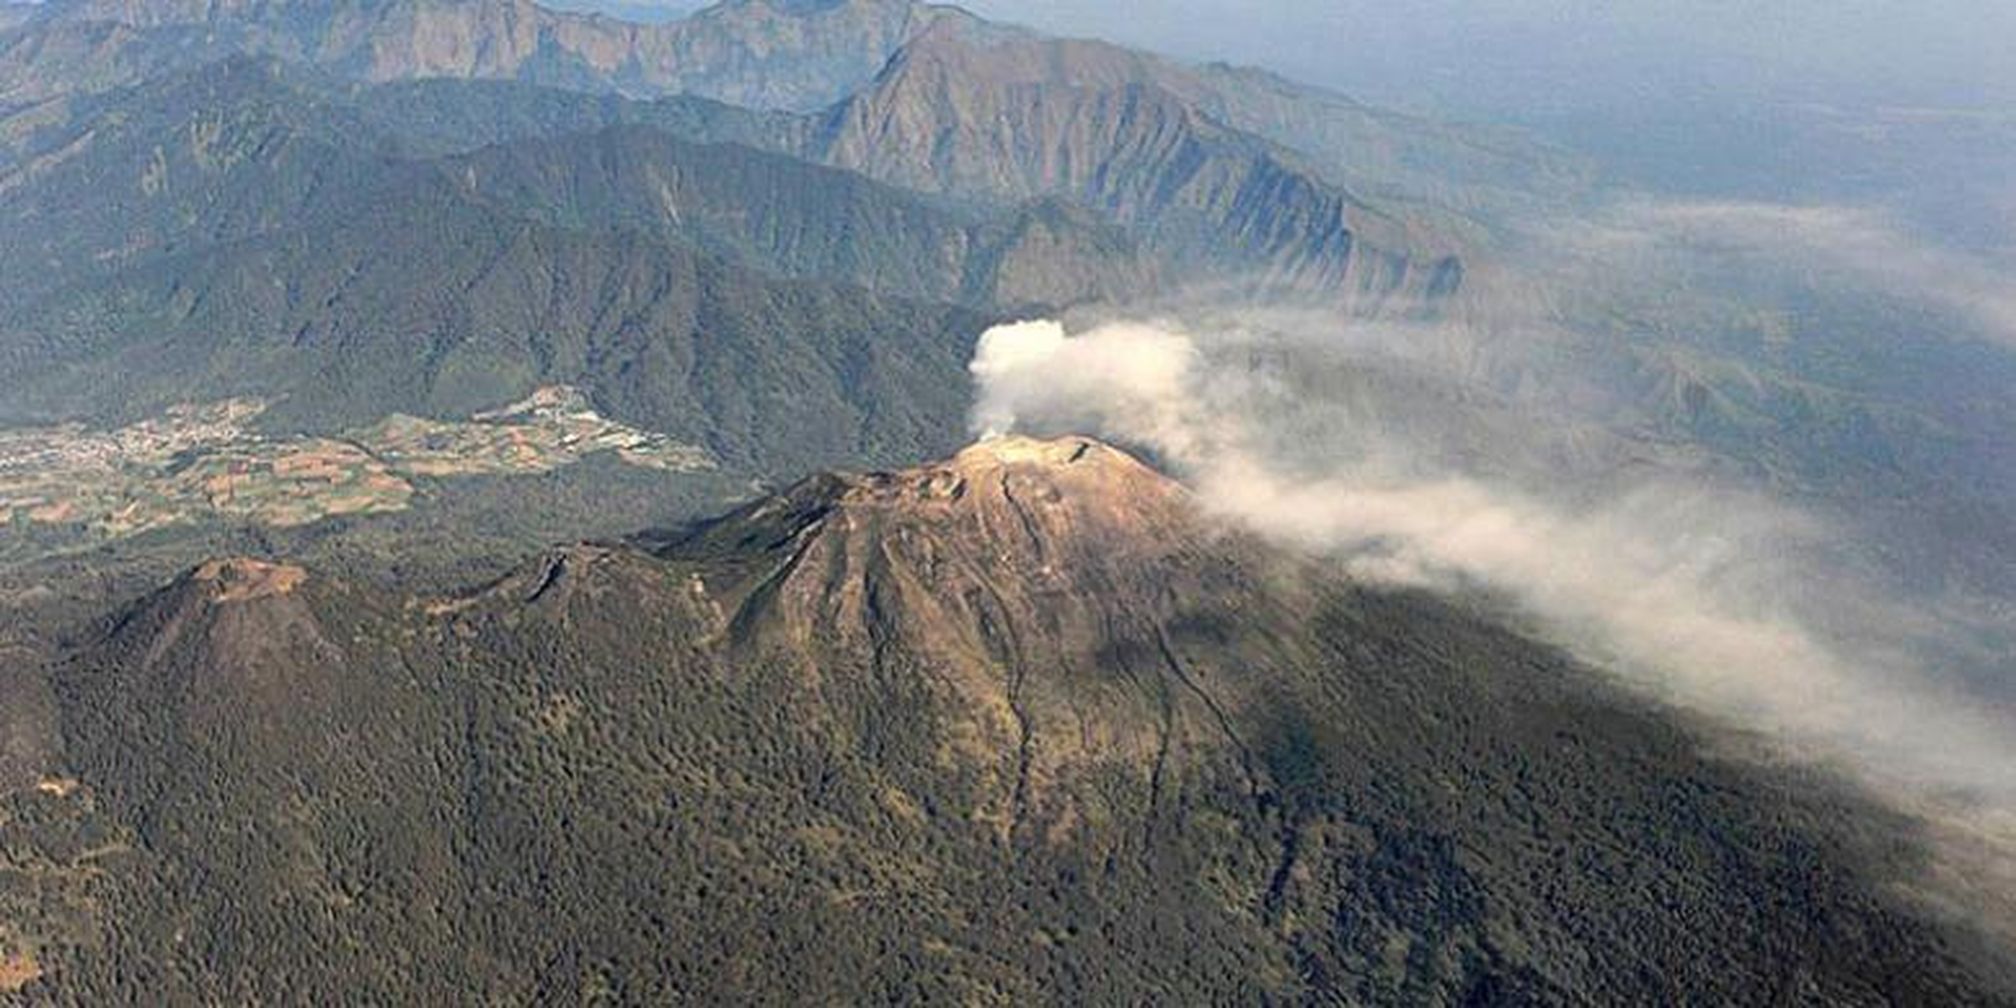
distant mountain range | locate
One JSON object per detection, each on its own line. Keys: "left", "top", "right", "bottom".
{"left": 0, "top": 0, "right": 1573, "bottom": 470}
{"left": 4, "top": 0, "right": 949, "bottom": 111}
{"left": 5, "top": 438, "right": 2000, "bottom": 1001}
{"left": 2, "top": 0, "right": 2009, "bottom": 594}
{"left": 1, "top": 0, "right": 1590, "bottom": 212}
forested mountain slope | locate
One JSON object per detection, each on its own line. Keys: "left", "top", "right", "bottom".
{"left": 2, "top": 438, "right": 2001, "bottom": 1001}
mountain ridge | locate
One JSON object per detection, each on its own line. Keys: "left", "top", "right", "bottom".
{"left": 0, "top": 0, "right": 1604, "bottom": 327}
{"left": 808, "top": 21, "right": 1464, "bottom": 304}
{"left": 15, "top": 0, "right": 967, "bottom": 110}
{"left": 447, "top": 121, "right": 1161, "bottom": 306}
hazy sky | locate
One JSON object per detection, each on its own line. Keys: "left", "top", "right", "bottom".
{"left": 957, "top": 0, "right": 2016, "bottom": 115}
{"left": 551, "top": 1, "right": 2016, "bottom": 115}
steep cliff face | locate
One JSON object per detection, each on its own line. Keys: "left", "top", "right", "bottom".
{"left": 0, "top": 15, "right": 227, "bottom": 107}
{"left": 18, "top": 0, "right": 961, "bottom": 110}
{"left": 812, "top": 24, "right": 1463, "bottom": 305}
{"left": 1140, "top": 61, "right": 1592, "bottom": 216}
{"left": 611, "top": 0, "right": 957, "bottom": 110}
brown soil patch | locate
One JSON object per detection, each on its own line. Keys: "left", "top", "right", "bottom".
{"left": 33, "top": 777, "right": 79, "bottom": 798}
{"left": 193, "top": 558, "right": 309, "bottom": 601}
{"left": 0, "top": 951, "right": 42, "bottom": 992}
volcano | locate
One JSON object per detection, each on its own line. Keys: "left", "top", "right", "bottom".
{"left": 11, "top": 437, "right": 2001, "bottom": 1001}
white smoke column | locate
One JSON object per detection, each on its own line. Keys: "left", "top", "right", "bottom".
{"left": 969, "top": 319, "right": 1205, "bottom": 458}
{"left": 969, "top": 321, "right": 1069, "bottom": 439}
{"left": 967, "top": 317, "right": 2016, "bottom": 814}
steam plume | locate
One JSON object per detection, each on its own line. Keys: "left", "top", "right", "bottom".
{"left": 969, "top": 315, "right": 2016, "bottom": 838}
